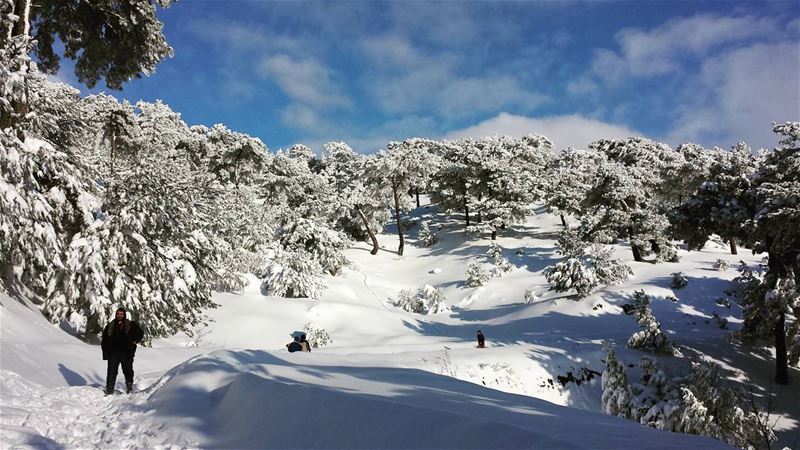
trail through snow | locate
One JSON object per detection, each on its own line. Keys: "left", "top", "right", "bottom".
{"left": 0, "top": 370, "right": 195, "bottom": 449}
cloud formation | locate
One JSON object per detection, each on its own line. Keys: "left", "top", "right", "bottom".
{"left": 445, "top": 113, "right": 640, "bottom": 150}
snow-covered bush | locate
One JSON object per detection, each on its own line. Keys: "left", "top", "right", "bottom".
{"left": 626, "top": 291, "right": 675, "bottom": 354}
{"left": 601, "top": 344, "right": 631, "bottom": 418}
{"left": 392, "top": 289, "right": 424, "bottom": 313}
{"left": 713, "top": 259, "right": 730, "bottom": 271}
{"left": 602, "top": 347, "right": 772, "bottom": 448}
{"left": 524, "top": 288, "right": 539, "bottom": 304}
{"left": 259, "top": 246, "right": 326, "bottom": 299}
{"left": 421, "top": 284, "right": 451, "bottom": 314}
{"left": 465, "top": 262, "right": 490, "bottom": 287}
{"left": 391, "top": 285, "right": 450, "bottom": 314}
{"left": 671, "top": 272, "right": 688, "bottom": 289}
{"left": 277, "top": 218, "right": 350, "bottom": 276}
{"left": 543, "top": 244, "right": 632, "bottom": 298}
{"left": 487, "top": 242, "right": 514, "bottom": 276}
{"left": 303, "top": 321, "right": 332, "bottom": 348}
{"left": 417, "top": 220, "right": 439, "bottom": 247}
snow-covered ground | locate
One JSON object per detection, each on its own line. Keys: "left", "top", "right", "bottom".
{"left": 2, "top": 202, "right": 798, "bottom": 449}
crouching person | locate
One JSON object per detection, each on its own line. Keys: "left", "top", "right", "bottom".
{"left": 101, "top": 307, "right": 144, "bottom": 395}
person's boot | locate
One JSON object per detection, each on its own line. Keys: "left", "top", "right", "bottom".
{"left": 105, "top": 384, "right": 115, "bottom": 395}
{"left": 125, "top": 381, "right": 133, "bottom": 394}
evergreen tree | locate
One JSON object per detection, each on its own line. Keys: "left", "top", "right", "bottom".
{"left": 373, "top": 138, "right": 438, "bottom": 256}
{"left": 740, "top": 122, "right": 800, "bottom": 385}
{"left": 672, "top": 143, "right": 757, "bottom": 255}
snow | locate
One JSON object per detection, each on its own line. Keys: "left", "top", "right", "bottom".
{"left": 1, "top": 201, "right": 798, "bottom": 448}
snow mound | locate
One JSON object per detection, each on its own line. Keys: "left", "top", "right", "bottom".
{"left": 145, "top": 350, "right": 730, "bottom": 449}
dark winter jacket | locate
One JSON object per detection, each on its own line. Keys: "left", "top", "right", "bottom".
{"left": 286, "top": 341, "right": 302, "bottom": 353}
{"left": 101, "top": 319, "right": 144, "bottom": 360}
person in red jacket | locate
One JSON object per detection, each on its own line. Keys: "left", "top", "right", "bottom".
{"left": 101, "top": 307, "right": 144, "bottom": 395}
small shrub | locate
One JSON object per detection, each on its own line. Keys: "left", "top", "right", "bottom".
{"left": 466, "top": 262, "right": 490, "bottom": 287}
{"left": 418, "top": 221, "right": 439, "bottom": 247}
{"left": 671, "top": 272, "right": 688, "bottom": 289}
{"left": 303, "top": 321, "right": 332, "bottom": 348}
{"left": 524, "top": 288, "right": 539, "bottom": 304}
{"left": 392, "top": 289, "right": 424, "bottom": 313}
{"left": 714, "top": 259, "right": 730, "bottom": 271}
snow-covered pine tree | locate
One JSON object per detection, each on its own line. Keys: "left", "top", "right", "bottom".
{"left": 486, "top": 241, "right": 513, "bottom": 275}
{"left": 626, "top": 290, "right": 675, "bottom": 354}
{"left": 392, "top": 289, "right": 424, "bottom": 313}
{"left": 582, "top": 138, "right": 679, "bottom": 262}
{"left": 277, "top": 217, "right": 350, "bottom": 277}
{"left": 303, "top": 321, "right": 333, "bottom": 348}
{"left": 739, "top": 122, "right": 800, "bottom": 385}
{"left": 323, "top": 142, "right": 392, "bottom": 255}
{"left": 186, "top": 123, "right": 269, "bottom": 188}
{"left": 0, "top": 131, "right": 98, "bottom": 296}
{"left": 544, "top": 148, "right": 603, "bottom": 228}
{"left": 44, "top": 154, "right": 220, "bottom": 338}
{"left": 601, "top": 344, "right": 632, "bottom": 417}
{"left": 430, "top": 139, "right": 481, "bottom": 228}
{"left": 670, "top": 272, "right": 688, "bottom": 289}
{"left": 259, "top": 244, "right": 326, "bottom": 299}
{"left": 465, "top": 262, "right": 490, "bottom": 287}
{"left": 421, "top": 284, "right": 451, "bottom": 314}
{"left": 543, "top": 230, "right": 632, "bottom": 298}
{"left": 671, "top": 143, "right": 757, "bottom": 255}
{"left": 417, "top": 220, "right": 439, "bottom": 247}
{"left": 373, "top": 138, "right": 438, "bottom": 255}
{"left": 476, "top": 135, "right": 551, "bottom": 240}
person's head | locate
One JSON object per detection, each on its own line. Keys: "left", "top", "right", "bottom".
{"left": 477, "top": 330, "right": 482, "bottom": 334}
{"left": 115, "top": 307, "right": 126, "bottom": 321}
{"left": 294, "top": 335, "right": 300, "bottom": 342}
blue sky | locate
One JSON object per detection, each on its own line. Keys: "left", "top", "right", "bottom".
{"left": 53, "top": 0, "right": 800, "bottom": 153}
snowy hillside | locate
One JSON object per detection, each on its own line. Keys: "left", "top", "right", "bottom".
{"left": 3, "top": 204, "right": 797, "bottom": 449}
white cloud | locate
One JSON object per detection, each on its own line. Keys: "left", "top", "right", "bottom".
{"left": 258, "top": 54, "right": 350, "bottom": 108}
{"left": 666, "top": 41, "right": 800, "bottom": 149}
{"left": 591, "top": 14, "right": 779, "bottom": 83}
{"left": 445, "top": 113, "right": 641, "bottom": 150}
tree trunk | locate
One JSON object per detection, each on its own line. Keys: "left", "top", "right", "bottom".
{"left": 631, "top": 244, "right": 643, "bottom": 262}
{"left": 775, "top": 311, "right": 789, "bottom": 385}
{"left": 768, "top": 249, "right": 789, "bottom": 385}
{"left": 560, "top": 214, "right": 567, "bottom": 228}
{"left": 464, "top": 196, "right": 470, "bottom": 227}
{"left": 0, "top": 0, "right": 31, "bottom": 136}
{"left": 356, "top": 205, "right": 379, "bottom": 255}
{"left": 415, "top": 187, "right": 420, "bottom": 208}
{"left": 491, "top": 229, "right": 497, "bottom": 240}
{"left": 650, "top": 239, "right": 661, "bottom": 256}
{"left": 393, "top": 184, "right": 405, "bottom": 256}
{"left": 729, "top": 237, "right": 738, "bottom": 255}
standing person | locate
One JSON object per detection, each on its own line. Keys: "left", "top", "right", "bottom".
{"left": 101, "top": 307, "right": 144, "bottom": 395}
{"left": 477, "top": 330, "right": 485, "bottom": 348}
{"left": 299, "top": 333, "right": 311, "bottom": 352}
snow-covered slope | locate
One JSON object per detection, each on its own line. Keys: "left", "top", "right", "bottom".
{"left": 1, "top": 291, "right": 728, "bottom": 449}
{"left": 1, "top": 203, "right": 797, "bottom": 448}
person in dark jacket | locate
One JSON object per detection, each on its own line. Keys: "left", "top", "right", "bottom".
{"left": 299, "top": 333, "right": 311, "bottom": 352}
{"left": 286, "top": 335, "right": 302, "bottom": 353}
{"left": 477, "top": 330, "right": 485, "bottom": 348}
{"left": 101, "top": 307, "right": 144, "bottom": 395}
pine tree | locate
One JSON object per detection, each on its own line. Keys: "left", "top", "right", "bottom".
{"left": 373, "top": 139, "right": 438, "bottom": 256}
{"left": 626, "top": 290, "right": 675, "bottom": 354}
{"left": 671, "top": 143, "right": 757, "bottom": 255}
{"left": 417, "top": 220, "right": 439, "bottom": 247}
{"left": 581, "top": 138, "right": 680, "bottom": 262}
{"left": 601, "top": 344, "right": 632, "bottom": 417}
{"left": 465, "top": 262, "right": 490, "bottom": 287}
{"left": 741, "top": 122, "right": 800, "bottom": 385}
